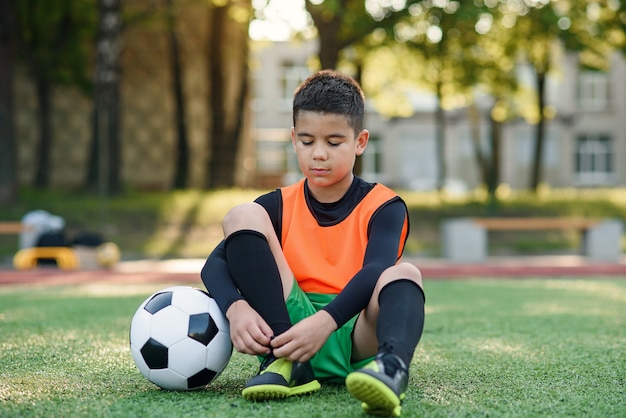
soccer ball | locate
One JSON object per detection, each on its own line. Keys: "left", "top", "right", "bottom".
{"left": 96, "top": 242, "right": 121, "bottom": 268}
{"left": 129, "top": 286, "right": 232, "bottom": 390}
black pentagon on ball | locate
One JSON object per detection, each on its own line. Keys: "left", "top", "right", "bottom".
{"left": 188, "top": 313, "right": 218, "bottom": 346}
{"left": 143, "top": 291, "right": 173, "bottom": 314}
{"left": 141, "top": 338, "right": 169, "bottom": 369}
{"left": 187, "top": 368, "right": 217, "bottom": 389}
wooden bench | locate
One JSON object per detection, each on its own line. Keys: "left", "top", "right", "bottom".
{"left": 441, "top": 217, "right": 624, "bottom": 262}
{"left": 0, "top": 222, "right": 30, "bottom": 234}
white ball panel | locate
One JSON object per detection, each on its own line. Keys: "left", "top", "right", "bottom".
{"left": 150, "top": 306, "right": 188, "bottom": 346}
{"left": 129, "top": 309, "right": 153, "bottom": 348}
{"left": 205, "top": 331, "right": 233, "bottom": 371}
{"left": 130, "top": 345, "right": 151, "bottom": 379}
{"left": 149, "top": 368, "right": 188, "bottom": 391}
{"left": 168, "top": 338, "right": 208, "bottom": 377}
{"left": 171, "top": 288, "right": 211, "bottom": 315}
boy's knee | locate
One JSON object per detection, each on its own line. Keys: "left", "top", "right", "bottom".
{"left": 384, "top": 262, "right": 423, "bottom": 289}
{"left": 223, "top": 203, "right": 269, "bottom": 236}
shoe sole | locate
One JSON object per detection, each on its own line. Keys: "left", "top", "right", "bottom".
{"left": 242, "top": 380, "right": 321, "bottom": 401}
{"left": 345, "top": 372, "right": 403, "bottom": 416}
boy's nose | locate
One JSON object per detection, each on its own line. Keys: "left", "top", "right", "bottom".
{"left": 312, "top": 144, "right": 327, "bottom": 160}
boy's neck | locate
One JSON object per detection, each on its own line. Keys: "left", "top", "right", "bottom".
{"left": 305, "top": 174, "right": 355, "bottom": 204}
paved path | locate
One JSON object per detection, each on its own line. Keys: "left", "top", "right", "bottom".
{"left": 1, "top": 255, "right": 625, "bottom": 287}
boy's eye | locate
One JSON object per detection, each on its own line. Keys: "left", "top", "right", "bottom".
{"left": 301, "top": 140, "right": 313, "bottom": 146}
{"left": 328, "top": 142, "right": 341, "bottom": 147}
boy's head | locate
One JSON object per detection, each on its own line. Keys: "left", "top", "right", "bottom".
{"left": 292, "top": 70, "right": 365, "bottom": 135}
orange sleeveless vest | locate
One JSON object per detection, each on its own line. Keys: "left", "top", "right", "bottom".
{"left": 280, "top": 179, "right": 408, "bottom": 294}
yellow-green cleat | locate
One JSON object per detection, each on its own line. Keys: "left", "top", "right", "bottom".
{"left": 345, "top": 353, "right": 408, "bottom": 417}
{"left": 242, "top": 354, "right": 321, "bottom": 401}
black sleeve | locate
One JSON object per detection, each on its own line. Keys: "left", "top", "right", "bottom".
{"left": 254, "top": 190, "right": 282, "bottom": 242}
{"left": 200, "top": 240, "right": 243, "bottom": 314}
{"left": 322, "top": 198, "right": 408, "bottom": 328}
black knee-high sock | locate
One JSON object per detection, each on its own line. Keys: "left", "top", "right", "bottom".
{"left": 376, "top": 279, "right": 425, "bottom": 366}
{"left": 224, "top": 230, "right": 291, "bottom": 336}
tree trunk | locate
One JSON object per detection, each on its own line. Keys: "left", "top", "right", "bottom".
{"left": 0, "top": 0, "right": 18, "bottom": 203}
{"left": 167, "top": 0, "right": 189, "bottom": 190}
{"left": 470, "top": 99, "right": 501, "bottom": 211}
{"left": 34, "top": 76, "right": 52, "bottom": 188}
{"left": 90, "top": 0, "right": 122, "bottom": 195}
{"left": 435, "top": 79, "right": 446, "bottom": 191}
{"left": 487, "top": 109, "right": 502, "bottom": 213}
{"left": 305, "top": 0, "right": 344, "bottom": 69}
{"left": 530, "top": 68, "right": 548, "bottom": 191}
{"left": 487, "top": 104, "right": 501, "bottom": 196}
{"left": 317, "top": 28, "right": 343, "bottom": 70}
{"left": 468, "top": 101, "right": 488, "bottom": 184}
{"left": 206, "top": 1, "right": 250, "bottom": 188}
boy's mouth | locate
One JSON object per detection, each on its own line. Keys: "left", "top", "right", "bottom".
{"left": 311, "top": 168, "right": 329, "bottom": 175}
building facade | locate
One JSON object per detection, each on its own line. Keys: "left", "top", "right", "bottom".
{"left": 251, "top": 40, "right": 626, "bottom": 191}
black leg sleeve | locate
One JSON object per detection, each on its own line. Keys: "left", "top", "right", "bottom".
{"left": 376, "top": 279, "right": 425, "bottom": 366}
{"left": 200, "top": 240, "right": 244, "bottom": 314}
{"left": 224, "top": 229, "right": 292, "bottom": 336}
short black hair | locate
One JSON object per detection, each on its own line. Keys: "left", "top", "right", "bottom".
{"left": 292, "top": 70, "right": 365, "bottom": 134}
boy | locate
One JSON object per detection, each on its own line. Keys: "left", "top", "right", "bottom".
{"left": 201, "top": 70, "right": 425, "bottom": 416}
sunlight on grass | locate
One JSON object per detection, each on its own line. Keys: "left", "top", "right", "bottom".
{"left": 542, "top": 279, "right": 626, "bottom": 301}
{"left": 54, "top": 283, "right": 186, "bottom": 298}
{"left": 144, "top": 189, "right": 262, "bottom": 258}
{"left": 472, "top": 338, "right": 525, "bottom": 356}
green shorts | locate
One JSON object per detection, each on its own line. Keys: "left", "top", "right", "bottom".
{"left": 284, "top": 280, "right": 374, "bottom": 382}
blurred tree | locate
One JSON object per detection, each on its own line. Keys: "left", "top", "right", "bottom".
{"left": 363, "top": 1, "right": 497, "bottom": 192}
{"left": 405, "top": 2, "right": 485, "bottom": 191}
{"left": 206, "top": 0, "right": 252, "bottom": 188}
{"left": 166, "top": 0, "right": 190, "bottom": 190}
{"left": 465, "top": 4, "right": 519, "bottom": 205}
{"left": 363, "top": 0, "right": 625, "bottom": 195}
{"left": 88, "top": 0, "right": 122, "bottom": 195}
{"left": 0, "top": 0, "right": 18, "bottom": 204}
{"left": 505, "top": 0, "right": 626, "bottom": 191}
{"left": 305, "top": 0, "right": 423, "bottom": 70}
{"left": 87, "top": 0, "right": 193, "bottom": 192}
{"left": 15, "top": 0, "right": 95, "bottom": 189}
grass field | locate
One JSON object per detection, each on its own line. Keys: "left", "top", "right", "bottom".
{"left": 1, "top": 278, "right": 624, "bottom": 417}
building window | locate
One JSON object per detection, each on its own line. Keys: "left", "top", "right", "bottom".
{"left": 577, "top": 70, "right": 609, "bottom": 111}
{"left": 281, "top": 62, "right": 309, "bottom": 103}
{"left": 575, "top": 134, "right": 613, "bottom": 185}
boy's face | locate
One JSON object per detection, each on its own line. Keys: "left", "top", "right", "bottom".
{"left": 291, "top": 110, "right": 368, "bottom": 202}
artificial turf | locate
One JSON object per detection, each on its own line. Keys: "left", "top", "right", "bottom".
{"left": 0, "top": 278, "right": 624, "bottom": 417}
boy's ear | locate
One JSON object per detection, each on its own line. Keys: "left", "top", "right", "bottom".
{"left": 290, "top": 127, "right": 297, "bottom": 151}
{"left": 355, "top": 129, "right": 369, "bottom": 156}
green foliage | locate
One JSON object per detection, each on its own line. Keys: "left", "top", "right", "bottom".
{"left": 0, "top": 279, "right": 624, "bottom": 417}
{"left": 16, "top": 0, "right": 97, "bottom": 92}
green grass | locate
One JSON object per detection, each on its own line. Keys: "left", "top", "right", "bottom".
{"left": 1, "top": 187, "right": 626, "bottom": 261}
{"left": 1, "top": 278, "right": 625, "bottom": 417}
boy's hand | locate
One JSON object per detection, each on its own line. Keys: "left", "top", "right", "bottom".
{"left": 270, "top": 310, "right": 336, "bottom": 362}
{"left": 225, "top": 299, "right": 273, "bottom": 356}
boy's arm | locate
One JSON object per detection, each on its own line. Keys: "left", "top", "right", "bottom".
{"left": 322, "top": 199, "right": 408, "bottom": 328}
